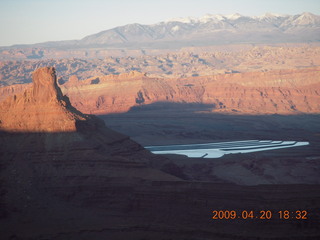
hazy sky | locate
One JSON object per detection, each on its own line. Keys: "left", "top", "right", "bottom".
{"left": 1, "top": 0, "right": 319, "bottom": 46}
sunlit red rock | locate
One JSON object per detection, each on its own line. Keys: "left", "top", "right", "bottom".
{"left": 1, "top": 67, "right": 319, "bottom": 115}
{"left": 60, "top": 67, "right": 320, "bottom": 115}
{"left": 0, "top": 67, "right": 90, "bottom": 132}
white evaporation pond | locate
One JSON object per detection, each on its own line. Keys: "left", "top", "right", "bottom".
{"left": 145, "top": 140, "right": 309, "bottom": 158}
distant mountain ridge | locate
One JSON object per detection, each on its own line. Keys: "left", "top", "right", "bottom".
{"left": 78, "top": 12, "right": 320, "bottom": 47}
{"left": 6, "top": 12, "right": 320, "bottom": 49}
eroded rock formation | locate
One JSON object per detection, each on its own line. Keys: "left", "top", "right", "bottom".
{"left": 0, "top": 67, "right": 90, "bottom": 132}
{"left": 0, "top": 67, "right": 320, "bottom": 240}
{"left": 1, "top": 67, "right": 319, "bottom": 115}
{"left": 59, "top": 67, "right": 320, "bottom": 114}
{"left": 1, "top": 45, "right": 320, "bottom": 86}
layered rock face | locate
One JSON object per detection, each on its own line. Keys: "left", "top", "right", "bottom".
{"left": 2, "top": 45, "right": 320, "bottom": 86}
{"left": 0, "top": 67, "right": 320, "bottom": 240}
{"left": 0, "top": 66, "right": 177, "bottom": 176}
{"left": 0, "top": 67, "right": 89, "bottom": 132}
{"left": 2, "top": 67, "right": 319, "bottom": 115}
{"left": 0, "top": 67, "right": 178, "bottom": 223}
{"left": 59, "top": 67, "right": 320, "bottom": 114}
{"left": 0, "top": 69, "right": 181, "bottom": 240}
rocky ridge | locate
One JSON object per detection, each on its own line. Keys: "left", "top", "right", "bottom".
{"left": 79, "top": 12, "right": 320, "bottom": 47}
{"left": 0, "top": 66, "right": 176, "bottom": 179}
{"left": 1, "top": 12, "right": 319, "bottom": 54}
{"left": 66, "top": 67, "right": 320, "bottom": 114}
{"left": 1, "top": 45, "right": 319, "bottom": 86}
{"left": 0, "top": 67, "right": 89, "bottom": 132}
{"left": 3, "top": 67, "right": 318, "bottom": 115}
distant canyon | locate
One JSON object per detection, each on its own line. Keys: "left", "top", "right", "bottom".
{"left": 1, "top": 64, "right": 319, "bottom": 115}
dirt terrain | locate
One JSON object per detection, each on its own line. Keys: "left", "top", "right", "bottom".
{"left": 1, "top": 44, "right": 320, "bottom": 86}
{"left": 1, "top": 9, "right": 320, "bottom": 238}
{"left": 103, "top": 107, "right": 320, "bottom": 185}
{"left": 0, "top": 40, "right": 320, "bottom": 239}
{"left": 0, "top": 67, "right": 319, "bottom": 240}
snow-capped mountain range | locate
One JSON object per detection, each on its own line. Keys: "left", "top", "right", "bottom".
{"left": 78, "top": 12, "right": 319, "bottom": 46}
{"left": 8, "top": 12, "right": 320, "bottom": 49}
{"left": 166, "top": 13, "right": 286, "bottom": 23}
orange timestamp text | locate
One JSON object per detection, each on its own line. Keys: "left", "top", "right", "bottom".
{"left": 212, "top": 210, "right": 308, "bottom": 220}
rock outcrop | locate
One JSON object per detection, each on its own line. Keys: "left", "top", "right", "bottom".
{"left": 59, "top": 67, "right": 320, "bottom": 114}
{"left": 1, "top": 45, "right": 320, "bottom": 86}
{"left": 0, "top": 67, "right": 320, "bottom": 240}
{"left": 0, "top": 67, "right": 180, "bottom": 221}
{"left": 1, "top": 67, "right": 320, "bottom": 115}
{"left": 0, "top": 67, "right": 91, "bottom": 132}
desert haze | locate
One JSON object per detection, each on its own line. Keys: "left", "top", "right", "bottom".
{"left": 1, "top": 12, "right": 319, "bottom": 53}
{"left": 0, "top": 11, "right": 320, "bottom": 240}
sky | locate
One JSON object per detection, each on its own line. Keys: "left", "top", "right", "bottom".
{"left": 0, "top": 0, "right": 319, "bottom": 46}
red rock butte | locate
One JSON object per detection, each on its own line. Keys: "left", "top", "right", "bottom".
{"left": 0, "top": 67, "right": 320, "bottom": 240}
{"left": 0, "top": 67, "right": 93, "bottom": 132}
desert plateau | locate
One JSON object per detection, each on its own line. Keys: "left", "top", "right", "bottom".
{"left": 1, "top": 9, "right": 320, "bottom": 240}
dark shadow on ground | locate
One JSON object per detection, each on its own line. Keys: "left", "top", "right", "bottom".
{"left": 128, "top": 101, "right": 217, "bottom": 113}
{"left": 100, "top": 101, "right": 320, "bottom": 146}
{"left": 100, "top": 102, "right": 320, "bottom": 185}
{"left": 1, "top": 116, "right": 320, "bottom": 239}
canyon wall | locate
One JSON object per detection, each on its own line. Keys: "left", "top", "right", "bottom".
{"left": 1, "top": 67, "right": 319, "bottom": 115}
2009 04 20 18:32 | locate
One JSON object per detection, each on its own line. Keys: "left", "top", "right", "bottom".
{"left": 212, "top": 210, "right": 308, "bottom": 220}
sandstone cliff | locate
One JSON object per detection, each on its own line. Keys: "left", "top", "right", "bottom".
{"left": 0, "top": 67, "right": 319, "bottom": 240}
{"left": 0, "top": 66, "right": 178, "bottom": 179}
{"left": 1, "top": 67, "right": 319, "bottom": 115}
{"left": 0, "top": 67, "right": 91, "bottom": 132}
{"left": 59, "top": 67, "right": 320, "bottom": 115}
